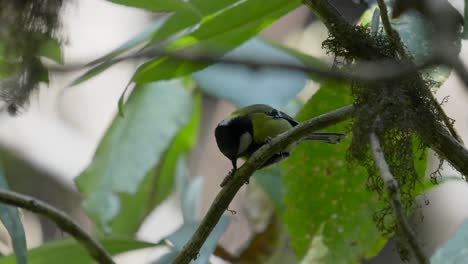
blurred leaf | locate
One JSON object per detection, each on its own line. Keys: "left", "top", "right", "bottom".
{"left": 266, "top": 40, "right": 330, "bottom": 82}
{"left": 166, "top": 215, "right": 230, "bottom": 264}
{"left": 192, "top": 38, "right": 307, "bottom": 109}
{"left": 72, "top": 0, "right": 242, "bottom": 85}
{"left": 39, "top": 38, "right": 63, "bottom": 64}
{"left": 431, "top": 218, "right": 468, "bottom": 263}
{"left": 133, "top": 0, "right": 302, "bottom": 83}
{"left": 0, "top": 237, "right": 157, "bottom": 264}
{"left": 75, "top": 80, "right": 193, "bottom": 233}
{"left": 282, "top": 82, "right": 386, "bottom": 263}
{"left": 151, "top": 251, "right": 178, "bottom": 264}
{"left": 110, "top": 93, "right": 201, "bottom": 235}
{"left": 149, "top": 0, "right": 240, "bottom": 42}
{"left": 0, "top": 162, "right": 27, "bottom": 264}
{"left": 234, "top": 218, "right": 296, "bottom": 264}
{"left": 253, "top": 165, "right": 284, "bottom": 212}
{"left": 360, "top": 4, "right": 461, "bottom": 88}
{"left": 181, "top": 176, "right": 203, "bottom": 223}
{"left": 70, "top": 19, "right": 165, "bottom": 86}
{"left": 154, "top": 178, "right": 231, "bottom": 264}
{"left": 111, "top": 0, "right": 190, "bottom": 12}
{"left": 464, "top": 0, "right": 468, "bottom": 38}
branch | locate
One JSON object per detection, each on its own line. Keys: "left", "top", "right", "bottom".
{"left": 369, "top": 128, "right": 429, "bottom": 264}
{"left": 172, "top": 105, "right": 355, "bottom": 264}
{"left": 46, "top": 47, "right": 445, "bottom": 85}
{"left": 376, "top": 0, "right": 407, "bottom": 58}
{"left": 0, "top": 190, "right": 114, "bottom": 264}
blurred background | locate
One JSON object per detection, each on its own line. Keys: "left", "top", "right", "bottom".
{"left": 0, "top": 0, "right": 467, "bottom": 263}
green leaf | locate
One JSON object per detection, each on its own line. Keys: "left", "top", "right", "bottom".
{"left": 253, "top": 165, "right": 284, "bottom": 212}
{"left": 281, "top": 82, "right": 386, "bottom": 263}
{"left": 464, "top": 0, "right": 468, "bottom": 38}
{"left": 39, "top": 38, "right": 63, "bottom": 64}
{"left": 0, "top": 162, "right": 27, "bottom": 264}
{"left": 154, "top": 178, "right": 231, "bottom": 264}
{"left": 110, "top": 94, "right": 201, "bottom": 234}
{"left": 75, "top": 80, "right": 193, "bottom": 233}
{"left": 70, "top": 19, "right": 165, "bottom": 86}
{"left": 192, "top": 38, "right": 307, "bottom": 109}
{"left": 431, "top": 218, "right": 468, "bottom": 263}
{"left": 71, "top": 0, "right": 241, "bottom": 85}
{"left": 111, "top": 0, "right": 190, "bottom": 12}
{"left": 133, "top": 0, "right": 302, "bottom": 83}
{"left": 0, "top": 237, "right": 157, "bottom": 264}
{"left": 266, "top": 40, "right": 330, "bottom": 82}
{"left": 360, "top": 4, "right": 461, "bottom": 88}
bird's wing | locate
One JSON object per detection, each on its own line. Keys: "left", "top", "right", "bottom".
{"left": 230, "top": 104, "right": 273, "bottom": 117}
{"left": 231, "top": 104, "right": 298, "bottom": 126}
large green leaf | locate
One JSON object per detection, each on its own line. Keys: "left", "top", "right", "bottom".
{"left": 110, "top": 93, "right": 201, "bottom": 234}
{"left": 75, "top": 80, "right": 193, "bottom": 233}
{"left": 72, "top": 0, "right": 241, "bottom": 86}
{"left": 111, "top": 0, "right": 190, "bottom": 12}
{"left": 133, "top": 0, "right": 302, "bottom": 83}
{"left": 193, "top": 38, "right": 307, "bottom": 109}
{"left": 0, "top": 162, "right": 27, "bottom": 264}
{"left": 0, "top": 237, "right": 157, "bottom": 264}
{"left": 70, "top": 19, "right": 165, "bottom": 86}
{"left": 281, "top": 82, "right": 386, "bottom": 263}
{"left": 432, "top": 218, "right": 468, "bottom": 263}
{"left": 360, "top": 4, "right": 461, "bottom": 88}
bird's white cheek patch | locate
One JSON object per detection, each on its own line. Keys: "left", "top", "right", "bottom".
{"left": 238, "top": 132, "right": 252, "bottom": 155}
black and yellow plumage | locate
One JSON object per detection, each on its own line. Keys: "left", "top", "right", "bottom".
{"left": 215, "top": 104, "right": 345, "bottom": 185}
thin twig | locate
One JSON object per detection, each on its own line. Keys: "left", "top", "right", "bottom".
{"left": 376, "top": 0, "right": 407, "bottom": 58}
{"left": 0, "top": 190, "right": 114, "bottom": 264}
{"left": 172, "top": 105, "right": 355, "bottom": 264}
{"left": 369, "top": 127, "right": 429, "bottom": 264}
{"left": 46, "top": 47, "right": 443, "bottom": 84}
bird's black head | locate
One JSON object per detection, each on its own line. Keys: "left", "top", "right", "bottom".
{"left": 215, "top": 115, "right": 253, "bottom": 160}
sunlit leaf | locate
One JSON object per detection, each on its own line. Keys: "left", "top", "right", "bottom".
{"left": 0, "top": 161, "right": 27, "bottom": 264}
{"left": 0, "top": 237, "right": 157, "bottom": 264}
{"left": 192, "top": 38, "right": 307, "bottom": 109}
{"left": 75, "top": 80, "right": 193, "bottom": 233}
{"left": 133, "top": 0, "right": 302, "bottom": 83}
{"left": 111, "top": 0, "right": 189, "bottom": 12}
{"left": 282, "top": 82, "right": 386, "bottom": 263}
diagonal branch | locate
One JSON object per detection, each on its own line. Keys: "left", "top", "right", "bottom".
{"left": 172, "top": 105, "right": 355, "bottom": 264}
{"left": 0, "top": 190, "right": 114, "bottom": 264}
{"left": 369, "top": 126, "right": 429, "bottom": 264}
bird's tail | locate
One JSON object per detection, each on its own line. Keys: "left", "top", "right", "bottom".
{"left": 301, "top": 132, "right": 346, "bottom": 144}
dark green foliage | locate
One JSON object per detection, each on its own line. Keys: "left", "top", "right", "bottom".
{"left": 0, "top": 0, "right": 63, "bottom": 113}
{"left": 322, "top": 24, "right": 439, "bottom": 259}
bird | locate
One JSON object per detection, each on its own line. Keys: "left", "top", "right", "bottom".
{"left": 214, "top": 104, "right": 346, "bottom": 186}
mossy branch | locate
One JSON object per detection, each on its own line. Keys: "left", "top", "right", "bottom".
{"left": 172, "top": 105, "right": 355, "bottom": 264}
{"left": 370, "top": 127, "right": 429, "bottom": 264}
{"left": 0, "top": 190, "right": 114, "bottom": 264}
